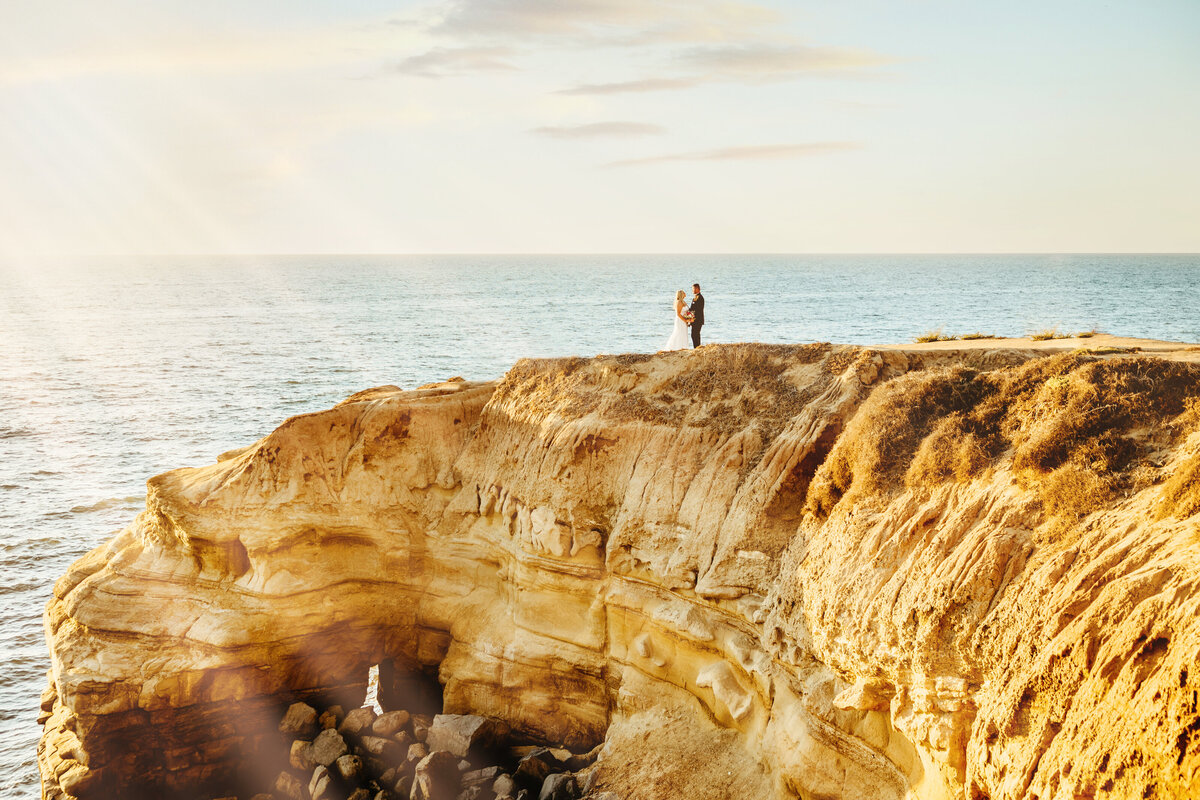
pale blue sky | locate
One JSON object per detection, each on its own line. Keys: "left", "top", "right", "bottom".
{"left": 1, "top": 0, "right": 1197, "bottom": 255}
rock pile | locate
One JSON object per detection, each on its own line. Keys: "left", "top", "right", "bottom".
{"left": 250, "top": 701, "right": 616, "bottom": 800}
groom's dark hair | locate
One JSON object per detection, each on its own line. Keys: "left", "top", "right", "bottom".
{"left": 693, "top": 283, "right": 700, "bottom": 290}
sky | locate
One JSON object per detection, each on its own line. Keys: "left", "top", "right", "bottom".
{"left": 1, "top": 0, "right": 1198, "bottom": 256}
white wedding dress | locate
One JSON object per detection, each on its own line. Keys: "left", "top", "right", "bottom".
{"left": 663, "top": 302, "right": 690, "bottom": 351}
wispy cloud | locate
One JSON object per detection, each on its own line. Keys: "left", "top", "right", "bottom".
{"left": 681, "top": 42, "right": 891, "bottom": 77}
{"left": 401, "top": 0, "right": 891, "bottom": 94}
{"left": 604, "top": 142, "right": 859, "bottom": 168}
{"left": 531, "top": 122, "right": 665, "bottom": 139}
{"left": 431, "top": 0, "right": 780, "bottom": 44}
{"left": 557, "top": 41, "right": 892, "bottom": 95}
{"left": 391, "top": 46, "right": 518, "bottom": 77}
{"left": 557, "top": 77, "right": 702, "bottom": 95}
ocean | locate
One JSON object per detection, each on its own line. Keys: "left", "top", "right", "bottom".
{"left": 2, "top": 253, "right": 1199, "bottom": 796}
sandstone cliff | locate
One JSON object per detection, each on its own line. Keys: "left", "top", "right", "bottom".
{"left": 39, "top": 337, "right": 1200, "bottom": 800}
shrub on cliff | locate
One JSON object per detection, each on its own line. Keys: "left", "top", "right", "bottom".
{"left": 807, "top": 352, "right": 1200, "bottom": 524}
{"left": 806, "top": 366, "right": 992, "bottom": 516}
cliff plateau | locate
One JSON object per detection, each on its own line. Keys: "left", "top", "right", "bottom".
{"left": 38, "top": 338, "right": 1200, "bottom": 800}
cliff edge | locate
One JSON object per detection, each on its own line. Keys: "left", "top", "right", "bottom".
{"left": 39, "top": 337, "right": 1200, "bottom": 800}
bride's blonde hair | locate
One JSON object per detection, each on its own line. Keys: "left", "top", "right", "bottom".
{"left": 675, "top": 289, "right": 686, "bottom": 303}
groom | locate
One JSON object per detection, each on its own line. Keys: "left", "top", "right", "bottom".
{"left": 688, "top": 283, "right": 704, "bottom": 348}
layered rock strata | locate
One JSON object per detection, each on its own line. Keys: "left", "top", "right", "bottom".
{"left": 39, "top": 339, "right": 1200, "bottom": 800}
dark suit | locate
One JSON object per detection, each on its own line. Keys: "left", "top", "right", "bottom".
{"left": 689, "top": 293, "right": 704, "bottom": 347}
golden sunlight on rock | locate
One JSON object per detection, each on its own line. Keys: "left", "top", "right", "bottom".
{"left": 38, "top": 340, "right": 1200, "bottom": 800}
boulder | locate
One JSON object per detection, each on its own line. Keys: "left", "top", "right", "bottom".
{"left": 513, "top": 752, "right": 553, "bottom": 793}
{"left": 411, "top": 714, "right": 433, "bottom": 742}
{"left": 320, "top": 705, "right": 346, "bottom": 730}
{"left": 538, "top": 773, "right": 577, "bottom": 800}
{"left": 394, "top": 773, "right": 413, "bottom": 797}
{"left": 373, "top": 709, "right": 411, "bottom": 737}
{"left": 492, "top": 774, "right": 517, "bottom": 797}
{"left": 340, "top": 707, "right": 379, "bottom": 738}
{"left": 39, "top": 683, "right": 56, "bottom": 714}
{"left": 336, "top": 753, "right": 365, "bottom": 782}
{"left": 522, "top": 748, "right": 564, "bottom": 771}
{"left": 273, "top": 772, "right": 305, "bottom": 800}
{"left": 426, "top": 715, "right": 510, "bottom": 759}
{"left": 312, "top": 729, "right": 350, "bottom": 766}
{"left": 279, "top": 702, "right": 319, "bottom": 739}
{"left": 546, "top": 749, "right": 573, "bottom": 766}
{"left": 290, "top": 739, "right": 317, "bottom": 772}
{"left": 309, "top": 765, "right": 335, "bottom": 800}
{"left": 362, "top": 735, "right": 405, "bottom": 762}
{"left": 407, "top": 742, "right": 429, "bottom": 765}
{"left": 348, "top": 789, "right": 372, "bottom": 800}
{"left": 412, "top": 750, "right": 463, "bottom": 800}
{"left": 463, "top": 765, "right": 501, "bottom": 787}
{"left": 456, "top": 786, "right": 485, "bottom": 800}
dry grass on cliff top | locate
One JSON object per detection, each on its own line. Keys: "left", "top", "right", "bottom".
{"left": 807, "top": 353, "right": 1200, "bottom": 522}
{"left": 660, "top": 343, "right": 832, "bottom": 435}
{"left": 492, "top": 343, "right": 838, "bottom": 441}
{"left": 489, "top": 355, "right": 595, "bottom": 422}
{"left": 1157, "top": 398, "right": 1200, "bottom": 519}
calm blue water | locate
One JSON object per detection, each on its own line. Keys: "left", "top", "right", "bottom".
{"left": 2, "top": 253, "right": 1199, "bottom": 795}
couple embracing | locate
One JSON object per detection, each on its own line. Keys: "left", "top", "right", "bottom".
{"left": 663, "top": 283, "right": 705, "bottom": 351}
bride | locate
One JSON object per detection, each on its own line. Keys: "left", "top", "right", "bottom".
{"left": 662, "top": 289, "right": 693, "bottom": 351}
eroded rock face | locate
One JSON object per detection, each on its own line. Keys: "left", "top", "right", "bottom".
{"left": 39, "top": 345, "right": 1200, "bottom": 800}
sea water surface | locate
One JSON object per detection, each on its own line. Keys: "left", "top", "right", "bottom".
{"left": 2, "top": 253, "right": 1199, "bottom": 796}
